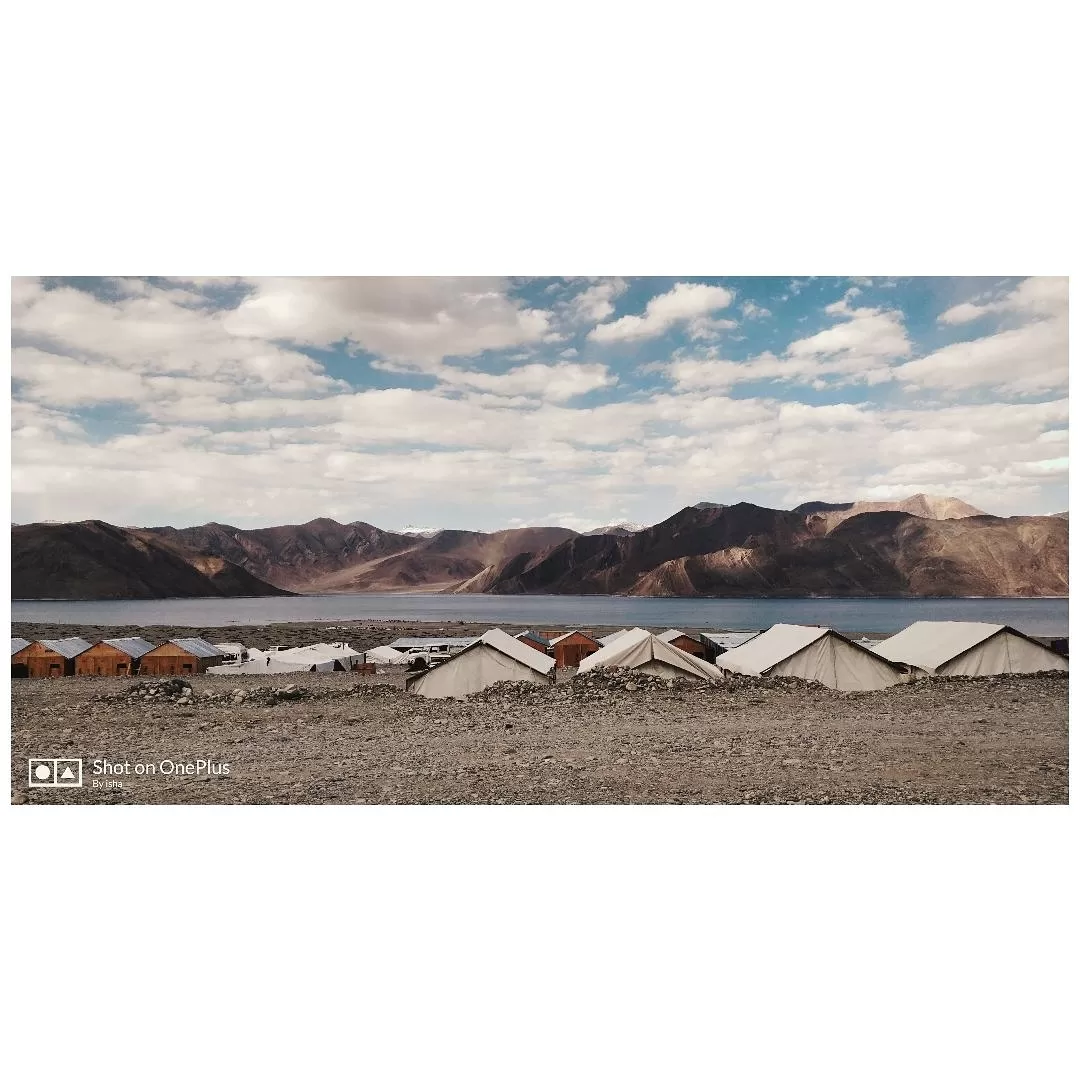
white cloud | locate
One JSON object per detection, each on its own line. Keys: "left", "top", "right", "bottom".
{"left": 565, "top": 279, "right": 627, "bottom": 324}
{"left": 589, "top": 282, "right": 734, "bottom": 343}
{"left": 740, "top": 300, "right": 771, "bottom": 319}
{"left": 222, "top": 276, "right": 553, "bottom": 365}
{"left": 907, "top": 277, "right": 1067, "bottom": 394}
{"left": 436, "top": 361, "right": 615, "bottom": 402}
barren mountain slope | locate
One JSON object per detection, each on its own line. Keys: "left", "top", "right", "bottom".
{"left": 11, "top": 521, "right": 291, "bottom": 600}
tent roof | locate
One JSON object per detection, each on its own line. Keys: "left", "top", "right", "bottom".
{"left": 211, "top": 642, "right": 246, "bottom": 652}
{"left": 364, "top": 645, "right": 409, "bottom": 663}
{"left": 579, "top": 627, "right": 721, "bottom": 680}
{"left": 871, "top": 621, "right": 1017, "bottom": 672}
{"left": 716, "top": 624, "right": 832, "bottom": 675}
{"left": 657, "top": 629, "right": 697, "bottom": 643}
{"left": 38, "top": 637, "right": 93, "bottom": 659}
{"left": 167, "top": 637, "right": 224, "bottom": 658}
{"left": 451, "top": 627, "right": 555, "bottom": 675}
{"left": 597, "top": 629, "right": 630, "bottom": 646}
{"left": 11, "top": 637, "right": 31, "bottom": 656}
{"left": 101, "top": 637, "right": 155, "bottom": 659}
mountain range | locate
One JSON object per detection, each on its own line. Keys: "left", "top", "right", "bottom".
{"left": 10, "top": 494, "right": 1068, "bottom": 600}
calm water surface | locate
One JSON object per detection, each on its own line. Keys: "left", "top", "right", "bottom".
{"left": 9, "top": 594, "right": 1070, "bottom": 636}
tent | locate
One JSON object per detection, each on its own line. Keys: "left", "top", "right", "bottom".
{"left": 597, "top": 629, "right": 631, "bottom": 647}
{"left": 406, "top": 628, "right": 555, "bottom": 699}
{"left": 364, "top": 645, "right": 410, "bottom": 665}
{"left": 871, "top": 622, "right": 1069, "bottom": 677}
{"left": 716, "top": 623, "right": 905, "bottom": 691}
{"left": 578, "top": 627, "right": 723, "bottom": 681}
{"left": 208, "top": 642, "right": 361, "bottom": 674}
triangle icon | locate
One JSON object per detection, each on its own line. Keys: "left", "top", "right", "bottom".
{"left": 61, "top": 766, "right": 75, "bottom": 780}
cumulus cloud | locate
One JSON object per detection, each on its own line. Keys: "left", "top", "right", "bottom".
{"left": 565, "top": 279, "right": 627, "bottom": 324}
{"left": 222, "top": 276, "right": 554, "bottom": 365}
{"left": 589, "top": 282, "right": 734, "bottom": 343}
{"left": 9, "top": 277, "right": 1068, "bottom": 527}
{"left": 907, "top": 277, "right": 1067, "bottom": 394}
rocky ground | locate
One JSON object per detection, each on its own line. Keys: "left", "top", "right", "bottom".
{"left": 10, "top": 667, "right": 1068, "bottom": 805}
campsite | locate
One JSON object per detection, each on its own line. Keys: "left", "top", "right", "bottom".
{"left": 10, "top": 616, "right": 1068, "bottom": 806}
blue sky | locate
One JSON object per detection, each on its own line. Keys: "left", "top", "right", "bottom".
{"left": 10, "top": 276, "right": 1068, "bottom": 531}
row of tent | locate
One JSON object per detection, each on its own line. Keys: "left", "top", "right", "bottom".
{"left": 405, "top": 622, "right": 1068, "bottom": 698}
{"left": 207, "top": 642, "right": 363, "bottom": 674}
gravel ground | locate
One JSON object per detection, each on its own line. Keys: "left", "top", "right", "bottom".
{"left": 10, "top": 666, "right": 1068, "bottom": 805}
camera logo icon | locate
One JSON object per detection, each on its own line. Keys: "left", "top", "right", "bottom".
{"left": 28, "top": 758, "right": 83, "bottom": 788}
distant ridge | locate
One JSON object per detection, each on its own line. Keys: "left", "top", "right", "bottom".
{"left": 11, "top": 492, "right": 1066, "bottom": 599}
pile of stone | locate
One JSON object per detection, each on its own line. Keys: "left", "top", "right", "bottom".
{"left": 123, "top": 678, "right": 195, "bottom": 703}
{"left": 570, "top": 668, "right": 697, "bottom": 695}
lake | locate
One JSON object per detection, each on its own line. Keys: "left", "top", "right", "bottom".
{"left": 8, "top": 594, "right": 1070, "bottom": 636}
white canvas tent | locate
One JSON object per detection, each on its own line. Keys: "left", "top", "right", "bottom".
{"left": 406, "top": 627, "right": 555, "bottom": 699}
{"left": 871, "top": 622, "right": 1068, "bottom": 677}
{"left": 597, "top": 629, "right": 631, "bottom": 647}
{"left": 208, "top": 642, "right": 362, "bottom": 674}
{"left": 578, "top": 627, "right": 722, "bottom": 681}
{"left": 716, "top": 623, "right": 905, "bottom": 691}
{"left": 364, "top": 645, "right": 410, "bottom": 665}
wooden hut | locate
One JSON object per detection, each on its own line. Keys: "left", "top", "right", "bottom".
{"left": 657, "top": 630, "right": 708, "bottom": 659}
{"left": 12, "top": 637, "right": 92, "bottom": 678}
{"left": 547, "top": 631, "right": 601, "bottom": 669}
{"left": 11, "top": 637, "right": 31, "bottom": 679}
{"left": 74, "top": 637, "right": 154, "bottom": 677}
{"left": 139, "top": 638, "right": 224, "bottom": 677}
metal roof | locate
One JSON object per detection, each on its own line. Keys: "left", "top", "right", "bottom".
{"left": 388, "top": 636, "right": 480, "bottom": 649}
{"left": 167, "top": 637, "right": 225, "bottom": 658}
{"left": 515, "top": 630, "right": 551, "bottom": 646}
{"left": 701, "top": 631, "right": 762, "bottom": 651}
{"left": 547, "top": 630, "right": 599, "bottom": 645}
{"left": 37, "top": 637, "right": 94, "bottom": 659}
{"left": 11, "top": 637, "right": 31, "bottom": 655}
{"left": 102, "top": 637, "right": 155, "bottom": 659}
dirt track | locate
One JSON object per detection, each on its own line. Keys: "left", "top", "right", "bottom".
{"left": 10, "top": 669, "right": 1068, "bottom": 805}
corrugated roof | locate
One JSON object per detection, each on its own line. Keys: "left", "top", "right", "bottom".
{"left": 388, "top": 636, "right": 481, "bottom": 649}
{"left": 38, "top": 637, "right": 94, "bottom": 659}
{"left": 871, "top": 622, "right": 1005, "bottom": 673}
{"left": 12, "top": 637, "right": 31, "bottom": 656}
{"left": 548, "top": 630, "right": 599, "bottom": 646}
{"left": 168, "top": 637, "right": 225, "bottom": 658}
{"left": 515, "top": 630, "right": 551, "bottom": 646}
{"left": 102, "top": 637, "right": 155, "bottom": 659}
{"left": 701, "top": 631, "right": 762, "bottom": 651}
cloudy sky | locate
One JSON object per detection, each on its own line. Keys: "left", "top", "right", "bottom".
{"left": 10, "top": 275, "right": 1068, "bottom": 531}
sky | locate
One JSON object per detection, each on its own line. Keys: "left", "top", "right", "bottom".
{"left": 9, "top": 275, "right": 1069, "bottom": 532}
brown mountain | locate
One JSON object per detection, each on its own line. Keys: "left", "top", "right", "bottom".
{"left": 796, "top": 493, "right": 987, "bottom": 533}
{"left": 144, "top": 520, "right": 577, "bottom": 593}
{"left": 452, "top": 504, "right": 1067, "bottom": 598}
{"left": 11, "top": 520, "right": 292, "bottom": 600}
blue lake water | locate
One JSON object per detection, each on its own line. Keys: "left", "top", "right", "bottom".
{"left": 8, "top": 594, "right": 1070, "bottom": 636}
